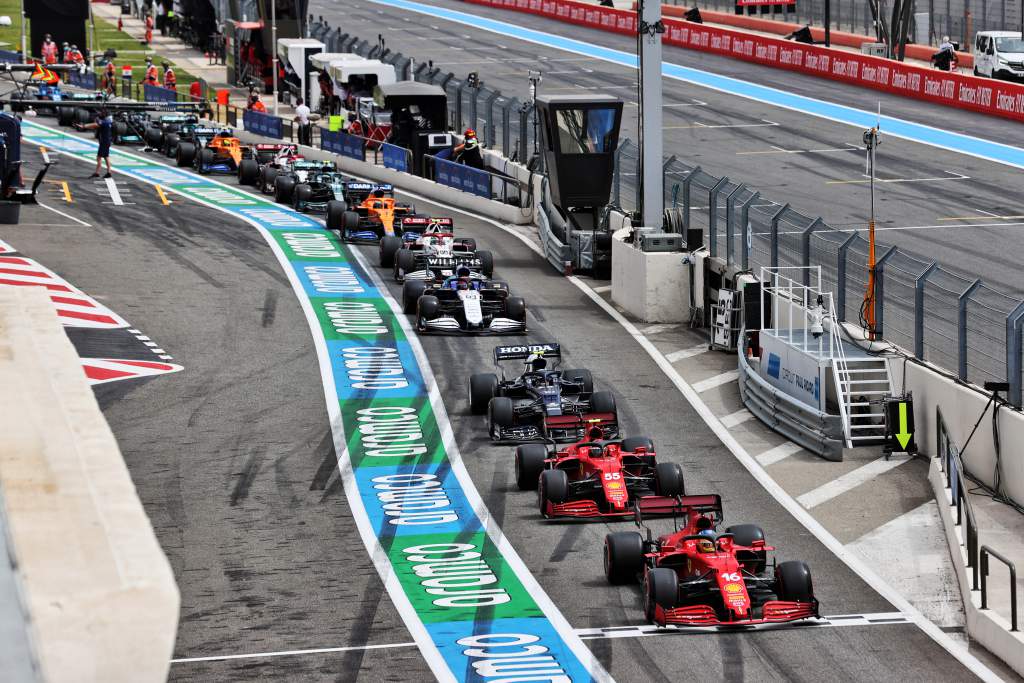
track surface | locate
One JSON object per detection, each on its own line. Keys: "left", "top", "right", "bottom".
{"left": 6, "top": 123, "right": 988, "bottom": 680}
{"left": 315, "top": 0, "right": 1024, "bottom": 296}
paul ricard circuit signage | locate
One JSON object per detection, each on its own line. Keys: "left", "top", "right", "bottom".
{"left": 21, "top": 120, "right": 607, "bottom": 682}
{"left": 759, "top": 330, "right": 824, "bottom": 411}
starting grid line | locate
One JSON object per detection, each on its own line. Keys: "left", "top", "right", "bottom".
{"left": 170, "top": 612, "right": 915, "bottom": 664}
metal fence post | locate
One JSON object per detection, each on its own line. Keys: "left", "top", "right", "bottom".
{"left": 725, "top": 185, "right": 744, "bottom": 266}
{"left": 874, "top": 246, "right": 899, "bottom": 338}
{"left": 518, "top": 104, "right": 529, "bottom": 163}
{"left": 682, "top": 166, "right": 699, "bottom": 233}
{"left": 612, "top": 146, "right": 623, "bottom": 208}
{"left": 740, "top": 192, "right": 759, "bottom": 271}
{"left": 800, "top": 217, "right": 823, "bottom": 286}
{"left": 958, "top": 279, "right": 983, "bottom": 381}
{"left": 915, "top": 263, "right": 939, "bottom": 359}
{"left": 768, "top": 203, "right": 788, "bottom": 270}
{"left": 707, "top": 177, "right": 730, "bottom": 259}
{"left": 1007, "top": 301, "right": 1024, "bottom": 408}
{"left": 836, "top": 232, "right": 858, "bottom": 322}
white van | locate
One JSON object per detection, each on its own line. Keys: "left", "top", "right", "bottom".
{"left": 972, "top": 31, "right": 1024, "bottom": 79}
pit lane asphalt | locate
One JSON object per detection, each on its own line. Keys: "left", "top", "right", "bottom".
{"left": 17, "top": 126, "right": 980, "bottom": 680}
{"left": 315, "top": 0, "right": 1024, "bottom": 296}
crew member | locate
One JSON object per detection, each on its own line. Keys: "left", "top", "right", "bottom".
{"left": 294, "top": 97, "right": 311, "bottom": 145}
{"left": 67, "top": 45, "right": 84, "bottom": 65}
{"left": 453, "top": 128, "right": 483, "bottom": 169}
{"left": 189, "top": 79, "right": 202, "bottom": 101}
{"left": 248, "top": 92, "right": 266, "bottom": 112}
{"left": 145, "top": 12, "right": 154, "bottom": 45}
{"left": 162, "top": 62, "right": 177, "bottom": 91}
{"left": 81, "top": 108, "right": 114, "bottom": 179}
{"left": 144, "top": 57, "right": 159, "bottom": 86}
{"left": 103, "top": 60, "right": 116, "bottom": 95}
{"left": 41, "top": 34, "right": 57, "bottom": 65}
{"left": 60, "top": 42, "right": 69, "bottom": 62}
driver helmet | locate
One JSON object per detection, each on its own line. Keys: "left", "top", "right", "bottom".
{"left": 588, "top": 425, "right": 604, "bottom": 441}
{"left": 695, "top": 515, "right": 716, "bottom": 540}
{"left": 464, "top": 128, "right": 477, "bottom": 139}
{"left": 526, "top": 353, "right": 547, "bottom": 373}
{"left": 456, "top": 265, "right": 471, "bottom": 278}
{"left": 696, "top": 538, "right": 716, "bottom": 554}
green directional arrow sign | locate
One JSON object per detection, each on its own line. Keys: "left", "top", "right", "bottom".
{"left": 896, "top": 402, "right": 912, "bottom": 450}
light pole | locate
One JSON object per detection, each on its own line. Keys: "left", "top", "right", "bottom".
{"left": 271, "top": 0, "right": 278, "bottom": 116}
{"left": 861, "top": 122, "right": 881, "bottom": 339}
{"left": 638, "top": 0, "right": 665, "bottom": 228}
{"left": 19, "top": 0, "right": 26, "bottom": 60}
{"left": 88, "top": 1, "right": 96, "bottom": 74}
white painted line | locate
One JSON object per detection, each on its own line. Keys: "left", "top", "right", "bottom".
{"left": 591, "top": 284, "right": 611, "bottom": 293}
{"left": 720, "top": 409, "right": 754, "bottom": 429}
{"left": 826, "top": 171, "right": 970, "bottom": 185}
{"left": 665, "top": 119, "right": 777, "bottom": 129}
{"left": 134, "top": 334, "right": 151, "bottom": 341}
{"left": 664, "top": 344, "right": 709, "bottom": 363}
{"left": 105, "top": 177, "right": 124, "bottom": 205}
{"left": 755, "top": 441, "right": 804, "bottom": 467}
{"left": 691, "top": 370, "right": 739, "bottom": 393}
{"left": 171, "top": 641, "right": 418, "bottom": 664}
{"left": 158, "top": 355, "right": 174, "bottom": 360}
{"left": 36, "top": 201, "right": 92, "bottom": 227}
{"left": 128, "top": 328, "right": 140, "bottom": 334}
{"left": 143, "top": 341, "right": 158, "bottom": 347}
{"left": 150, "top": 348, "right": 166, "bottom": 354}
{"left": 797, "top": 456, "right": 912, "bottom": 509}
{"left": 577, "top": 612, "right": 913, "bottom": 639}
{"left": 641, "top": 323, "right": 677, "bottom": 336}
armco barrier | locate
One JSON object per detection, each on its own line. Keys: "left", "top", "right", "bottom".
{"left": 321, "top": 129, "right": 366, "bottom": 161}
{"left": 143, "top": 83, "right": 177, "bottom": 103}
{"left": 0, "top": 286, "right": 179, "bottom": 682}
{"left": 68, "top": 70, "right": 97, "bottom": 90}
{"left": 462, "top": 0, "right": 1024, "bottom": 123}
{"left": 434, "top": 156, "right": 490, "bottom": 198}
{"left": 242, "top": 109, "right": 284, "bottom": 139}
{"left": 0, "top": 49, "right": 20, "bottom": 63}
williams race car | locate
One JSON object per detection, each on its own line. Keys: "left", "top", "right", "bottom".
{"left": 603, "top": 495, "right": 820, "bottom": 627}
{"left": 386, "top": 217, "right": 494, "bottom": 281}
{"left": 401, "top": 268, "right": 525, "bottom": 336}
{"left": 469, "top": 343, "right": 619, "bottom": 443}
{"left": 514, "top": 427, "right": 685, "bottom": 519}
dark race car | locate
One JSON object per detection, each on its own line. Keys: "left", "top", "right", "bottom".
{"left": 291, "top": 166, "right": 352, "bottom": 213}
{"left": 604, "top": 495, "right": 820, "bottom": 628}
{"left": 400, "top": 268, "right": 525, "bottom": 336}
{"left": 237, "top": 144, "right": 304, "bottom": 189}
{"left": 386, "top": 217, "right": 494, "bottom": 281}
{"left": 514, "top": 427, "right": 685, "bottom": 519}
{"left": 144, "top": 113, "right": 199, "bottom": 156}
{"left": 109, "top": 110, "right": 149, "bottom": 146}
{"left": 469, "top": 343, "right": 619, "bottom": 443}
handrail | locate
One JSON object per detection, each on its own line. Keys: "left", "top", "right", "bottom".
{"left": 936, "top": 406, "right": 980, "bottom": 590}
{"left": 980, "top": 545, "right": 1018, "bottom": 631}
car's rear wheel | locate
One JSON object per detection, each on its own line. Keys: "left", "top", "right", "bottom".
{"left": 402, "top": 280, "right": 427, "bottom": 315}
{"left": 112, "top": 121, "right": 129, "bottom": 143}
{"left": 238, "top": 158, "right": 259, "bottom": 185}
{"left": 505, "top": 296, "right": 526, "bottom": 322}
{"left": 726, "top": 524, "right": 767, "bottom": 574}
{"left": 469, "top": 372, "right": 498, "bottom": 415}
{"left": 293, "top": 183, "right": 312, "bottom": 212}
{"left": 57, "top": 106, "right": 75, "bottom": 127}
{"left": 274, "top": 176, "right": 295, "bottom": 204}
{"left": 538, "top": 469, "right": 569, "bottom": 515}
{"left": 644, "top": 568, "right": 678, "bottom": 622}
{"left": 590, "top": 391, "right": 616, "bottom": 415}
{"left": 75, "top": 107, "right": 91, "bottom": 125}
{"left": 562, "top": 368, "right": 593, "bottom": 394}
{"left": 176, "top": 141, "right": 195, "bottom": 167}
{"left": 326, "top": 200, "right": 346, "bottom": 231}
{"left": 776, "top": 560, "right": 814, "bottom": 603}
{"left": 394, "top": 248, "right": 416, "bottom": 279}
{"left": 514, "top": 444, "right": 547, "bottom": 491}
{"left": 654, "top": 462, "right": 685, "bottom": 497}
{"left": 144, "top": 126, "right": 163, "bottom": 148}
{"left": 461, "top": 237, "right": 477, "bottom": 252}
{"left": 197, "top": 148, "right": 215, "bottom": 173}
{"left": 477, "top": 249, "right": 494, "bottom": 277}
{"left": 261, "top": 166, "right": 278, "bottom": 194}
{"left": 604, "top": 531, "right": 644, "bottom": 584}
{"left": 380, "top": 235, "right": 403, "bottom": 268}
{"left": 163, "top": 133, "right": 180, "bottom": 157}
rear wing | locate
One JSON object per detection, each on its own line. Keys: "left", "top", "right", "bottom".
{"left": 346, "top": 181, "right": 393, "bottom": 195}
{"left": 493, "top": 343, "right": 561, "bottom": 363}
{"left": 401, "top": 216, "right": 454, "bottom": 230}
{"left": 634, "top": 494, "right": 723, "bottom": 528}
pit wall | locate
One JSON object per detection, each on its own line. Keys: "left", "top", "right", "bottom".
{"left": 461, "top": 0, "right": 1024, "bottom": 122}
{"left": 0, "top": 287, "right": 179, "bottom": 683}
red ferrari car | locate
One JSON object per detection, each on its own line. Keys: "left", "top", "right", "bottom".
{"left": 603, "top": 495, "right": 819, "bottom": 627}
{"left": 514, "top": 428, "right": 685, "bottom": 519}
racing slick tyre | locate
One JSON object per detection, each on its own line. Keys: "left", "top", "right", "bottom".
{"left": 144, "top": 126, "right": 163, "bottom": 149}
{"left": 538, "top": 469, "right": 569, "bottom": 515}
{"left": 274, "top": 176, "right": 296, "bottom": 204}
{"left": 261, "top": 166, "right": 279, "bottom": 194}
{"left": 514, "top": 444, "right": 547, "bottom": 491}
{"left": 293, "top": 183, "right": 312, "bottom": 212}
{"left": 726, "top": 524, "right": 767, "bottom": 574}
{"left": 402, "top": 280, "right": 428, "bottom": 315}
{"left": 162, "top": 133, "right": 180, "bottom": 157}
{"left": 394, "top": 248, "right": 416, "bottom": 279}
{"left": 590, "top": 391, "right": 616, "bottom": 415}
{"left": 775, "top": 560, "right": 814, "bottom": 603}
{"left": 198, "top": 148, "right": 215, "bottom": 174}
{"left": 505, "top": 296, "right": 527, "bottom": 323}
{"left": 176, "top": 142, "right": 196, "bottom": 167}
{"left": 469, "top": 373, "right": 498, "bottom": 414}
{"left": 58, "top": 106, "right": 75, "bottom": 127}
{"left": 416, "top": 295, "right": 440, "bottom": 328}
{"left": 380, "top": 235, "right": 403, "bottom": 268}
{"left": 238, "top": 158, "right": 260, "bottom": 185}
{"left": 460, "top": 238, "right": 477, "bottom": 252}
{"left": 488, "top": 397, "right": 515, "bottom": 439}
{"left": 341, "top": 211, "right": 360, "bottom": 233}
{"left": 644, "top": 568, "right": 679, "bottom": 621}
{"left": 561, "top": 368, "right": 594, "bottom": 394}
{"left": 326, "top": 200, "right": 347, "bottom": 232}
{"left": 74, "top": 107, "right": 91, "bottom": 125}
{"left": 654, "top": 462, "right": 685, "bottom": 497}
{"left": 477, "top": 249, "right": 494, "bottom": 277}
{"left": 112, "top": 121, "right": 129, "bottom": 143}
{"left": 620, "top": 436, "right": 655, "bottom": 453}
{"left": 604, "top": 532, "right": 644, "bottom": 585}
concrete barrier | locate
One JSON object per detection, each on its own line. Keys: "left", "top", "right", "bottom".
{"left": 611, "top": 226, "right": 692, "bottom": 323}
{"left": 0, "top": 287, "right": 179, "bottom": 683}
